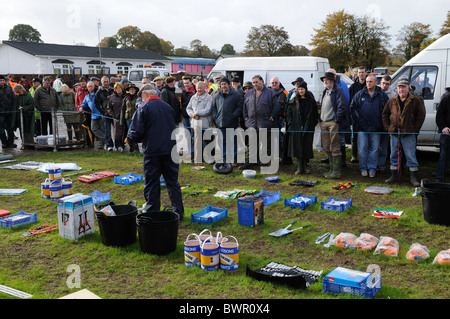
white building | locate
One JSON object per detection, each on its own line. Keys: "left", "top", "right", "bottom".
{"left": 0, "top": 40, "right": 172, "bottom": 76}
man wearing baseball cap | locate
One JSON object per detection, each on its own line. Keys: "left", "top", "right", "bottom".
{"left": 382, "top": 78, "right": 426, "bottom": 186}
{"left": 126, "top": 84, "right": 184, "bottom": 219}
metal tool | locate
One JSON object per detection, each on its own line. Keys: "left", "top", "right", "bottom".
{"left": 269, "top": 222, "right": 311, "bottom": 237}
{"left": 269, "top": 221, "right": 296, "bottom": 237}
{"left": 323, "top": 234, "right": 335, "bottom": 248}
{"left": 315, "top": 232, "right": 331, "bottom": 244}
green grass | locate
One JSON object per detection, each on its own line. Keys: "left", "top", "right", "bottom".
{"left": 0, "top": 148, "right": 448, "bottom": 300}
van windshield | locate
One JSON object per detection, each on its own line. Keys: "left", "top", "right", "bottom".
{"left": 392, "top": 66, "right": 438, "bottom": 100}
{"left": 129, "top": 71, "right": 143, "bottom": 82}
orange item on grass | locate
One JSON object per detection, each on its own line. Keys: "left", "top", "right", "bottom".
{"left": 405, "top": 243, "right": 430, "bottom": 260}
{"left": 374, "top": 236, "right": 399, "bottom": 257}
{"left": 353, "top": 233, "right": 379, "bottom": 251}
{"left": 433, "top": 249, "right": 450, "bottom": 265}
{"left": 334, "top": 233, "right": 357, "bottom": 249}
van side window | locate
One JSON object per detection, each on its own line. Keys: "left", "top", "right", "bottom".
{"left": 392, "top": 66, "right": 438, "bottom": 100}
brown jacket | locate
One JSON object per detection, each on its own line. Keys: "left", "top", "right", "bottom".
{"left": 382, "top": 93, "right": 425, "bottom": 135}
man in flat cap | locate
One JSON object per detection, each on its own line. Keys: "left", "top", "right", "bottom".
{"left": 126, "top": 84, "right": 184, "bottom": 220}
{"left": 382, "top": 78, "right": 426, "bottom": 186}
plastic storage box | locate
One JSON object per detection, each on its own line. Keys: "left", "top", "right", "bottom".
{"left": 0, "top": 210, "right": 37, "bottom": 228}
{"left": 321, "top": 197, "right": 352, "bottom": 212}
{"left": 323, "top": 267, "right": 381, "bottom": 299}
{"left": 114, "top": 173, "right": 143, "bottom": 185}
{"left": 191, "top": 205, "right": 228, "bottom": 224}
{"left": 254, "top": 190, "right": 281, "bottom": 206}
{"left": 284, "top": 194, "right": 317, "bottom": 210}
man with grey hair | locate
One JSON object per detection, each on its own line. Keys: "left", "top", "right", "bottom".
{"left": 126, "top": 84, "right": 184, "bottom": 220}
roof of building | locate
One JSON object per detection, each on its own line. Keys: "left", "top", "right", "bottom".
{"left": 2, "top": 41, "right": 172, "bottom": 61}
{"left": 170, "top": 57, "right": 216, "bottom": 65}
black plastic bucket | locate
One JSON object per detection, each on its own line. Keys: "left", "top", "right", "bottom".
{"left": 421, "top": 179, "right": 450, "bottom": 226}
{"left": 137, "top": 207, "right": 180, "bottom": 255}
{"left": 96, "top": 205, "right": 138, "bottom": 247}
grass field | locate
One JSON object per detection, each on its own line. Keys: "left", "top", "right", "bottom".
{"left": 0, "top": 147, "right": 448, "bottom": 302}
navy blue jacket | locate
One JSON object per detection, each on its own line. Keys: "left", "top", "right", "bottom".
{"left": 211, "top": 88, "right": 243, "bottom": 128}
{"left": 319, "top": 85, "right": 349, "bottom": 129}
{"left": 350, "top": 86, "right": 389, "bottom": 132}
{"left": 127, "top": 96, "right": 176, "bottom": 156}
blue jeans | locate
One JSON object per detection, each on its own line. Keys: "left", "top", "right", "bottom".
{"left": 358, "top": 131, "right": 380, "bottom": 173}
{"left": 104, "top": 117, "right": 113, "bottom": 148}
{"left": 389, "top": 133, "right": 418, "bottom": 170}
{"left": 435, "top": 134, "right": 450, "bottom": 182}
{"left": 220, "top": 128, "right": 237, "bottom": 162}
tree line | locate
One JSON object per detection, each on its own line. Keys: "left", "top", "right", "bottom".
{"left": 8, "top": 10, "right": 450, "bottom": 72}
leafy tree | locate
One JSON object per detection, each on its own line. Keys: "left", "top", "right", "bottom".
{"left": 439, "top": 11, "right": 450, "bottom": 36}
{"left": 135, "top": 31, "right": 162, "bottom": 53}
{"left": 395, "top": 22, "right": 432, "bottom": 60}
{"left": 9, "top": 24, "right": 43, "bottom": 42}
{"left": 98, "top": 36, "right": 118, "bottom": 48}
{"left": 244, "top": 25, "right": 291, "bottom": 56}
{"left": 292, "top": 45, "right": 310, "bottom": 56}
{"left": 114, "top": 25, "right": 141, "bottom": 49}
{"left": 310, "top": 10, "right": 391, "bottom": 71}
{"left": 159, "top": 38, "right": 174, "bottom": 56}
{"left": 190, "top": 39, "right": 204, "bottom": 57}
{"left": 220, "top": 44, "right": 236, "bottom": 55}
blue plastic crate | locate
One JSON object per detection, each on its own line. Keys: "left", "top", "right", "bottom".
{"left": 191, "top": 205, "right": 228, "bottom": 224}
{"left": 254, "top": 190, "right": 281, "bottom": 206}
{"left": 321, "top": 197, "right": 352, "bottom": 212}
{"left": 284, "top": 194, "right": 317, "bottom": 210}
{"left": 88, "top": 190, "right": 111, "bottom": 204}
{"left": 0, "top": 210, "right": 37, "bottom": 228}
{"left": 323, "top": 274, "right": 382, "bottom": 299}
{"left": 114, "top": 173, "right": 143, "bottom": 185}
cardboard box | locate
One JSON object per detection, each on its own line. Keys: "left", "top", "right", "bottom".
{"left": 237, "top": 196, "right": 264, "bottom": 227}
{"left": 57, "top": 193, "right": 95, "bottom": 240}
{"left": 323, "top": 267, "right": 371, "bottom": 288}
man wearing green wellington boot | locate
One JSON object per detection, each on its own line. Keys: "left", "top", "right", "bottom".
{"left": 319, "top": 72, "right": 349, "bottom": 179}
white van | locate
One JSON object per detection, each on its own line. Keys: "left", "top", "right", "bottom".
{"left": 208, "top": 56, "right": 330, "bottom": 102}
{"left": 128, "top": 66, "right": 171, "bottom": 88}
{"left": 390, "top": 33, "right": 450, "bottom": 147}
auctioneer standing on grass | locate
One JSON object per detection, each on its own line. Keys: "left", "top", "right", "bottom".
{"left": 126, "top": 84, "right": 184, "bottom": 220}
{"left": 382, "top": 78, "right": 426, "bottom": 187}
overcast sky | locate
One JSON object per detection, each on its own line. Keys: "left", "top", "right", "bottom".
{"left": 1, "top": 0, "right": 448, "bottom": 53}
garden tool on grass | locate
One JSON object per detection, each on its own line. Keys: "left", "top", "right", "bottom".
{"left": 269, "top": 221, "right": 311, "bottom": 237}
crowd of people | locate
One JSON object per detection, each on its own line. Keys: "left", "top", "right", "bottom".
{"left": 1, "top": 67, "right": 449, "bottom": 185}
